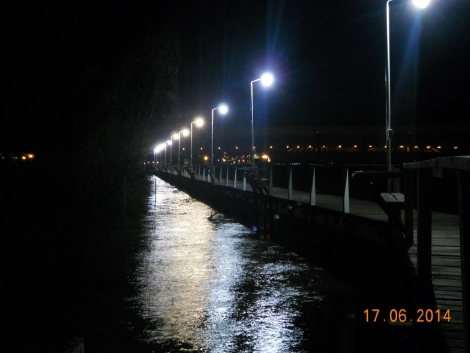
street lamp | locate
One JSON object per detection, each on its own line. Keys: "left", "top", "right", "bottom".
{"left": 158, "top": 143, "right": 166, "bottom": 164}
{"left": 154, "top": 144, "right": 161, "bottom": 165}
{"left": 178, "top": 129, "right": 189, "bottom": 166}
{"left": 170, "top": 133, "right": 178, "bottom": 165}
{"left": 165, "top": 140, "right": 171, "bottom": 165}
{"left": 211, "top": 104, "right": 228, "bottom": 165}
{"left": 385, "top": 0, "right": 429, "bottom": 171}
{"left": 250, "top": 73, "right": 274, "bottom": 167}
{"left": 191, "top": 117, "right": 204, "bottom": 166}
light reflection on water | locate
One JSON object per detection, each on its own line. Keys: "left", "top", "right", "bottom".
{"left": 131, "top": 177, "right": 359, "bottom": 352}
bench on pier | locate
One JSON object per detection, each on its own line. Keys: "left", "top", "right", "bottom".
{"left": 352, "top": 170, "right": 406, "bottom": 243}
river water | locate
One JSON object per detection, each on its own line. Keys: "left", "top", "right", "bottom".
{"left": 126, "top": 176, "right": 413, "bottom": 352}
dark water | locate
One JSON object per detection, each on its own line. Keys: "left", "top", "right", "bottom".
{"left": 127, "top": 176, "right": 377, "bottom": 352}
{"left": 2, "top": 169, "right": 419, "bottom": 353}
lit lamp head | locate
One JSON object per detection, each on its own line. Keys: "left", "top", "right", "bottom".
{"left": 166, "top": 140, "right": 171, "bottom": 146}
{"left": 260, "top": 73, "right": 274, "bottom": 87}
{"left": 218, "top": 104, "right": 229, "bottom": 115}
{"left": 412, "top": 0, "right": 430, "bottom": 8}
{"left": 182, "top": 129, "right": 189, "bottom": 137}
{"left": 195, "top": 117, "right": 204, "bottom": 127}
{"left": 172, "top": 133, "right": 179, "bottom": 140}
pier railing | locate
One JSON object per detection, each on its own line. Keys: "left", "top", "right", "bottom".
{"left": 160, "top": 163, "right": 403, "bottom": 214}
{"left": 161, "top": 163, "right": 390, "bottom": 198}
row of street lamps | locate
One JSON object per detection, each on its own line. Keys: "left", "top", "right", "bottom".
{"left": 155, "top": 0, "right": 430, "bottom": 170}
{"left": 154, "top": 73, "right": 274, "bottom": 168}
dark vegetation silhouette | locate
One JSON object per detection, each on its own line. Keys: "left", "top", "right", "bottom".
{"left": 2, "top": 29, "right": 182, "bottom": 352}
{"left": 70, "top": 29, "right": 181, "bottom": 223}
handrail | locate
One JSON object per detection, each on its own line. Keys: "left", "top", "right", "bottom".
{"left": 403, "top": 155, "right": 470, "bottom": 171}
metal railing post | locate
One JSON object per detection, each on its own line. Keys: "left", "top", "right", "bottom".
{"left": 310, "top": 167, "right": 316, "bottom": 206}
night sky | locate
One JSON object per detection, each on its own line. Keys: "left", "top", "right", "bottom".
{"left": 1, "top": 0, "right": 469, "bottom": 154}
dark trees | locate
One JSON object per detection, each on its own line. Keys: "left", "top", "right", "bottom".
{"left": 71, "top": 29, "right": 181, "bottom": 223}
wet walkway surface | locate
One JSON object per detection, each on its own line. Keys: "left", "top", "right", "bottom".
{"left": 127, "top": 176, "right": 417, "bottom": 352}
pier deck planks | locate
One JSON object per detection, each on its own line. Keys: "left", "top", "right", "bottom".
{"left": 406, "top": 213, "right": 464, "bottom": 352}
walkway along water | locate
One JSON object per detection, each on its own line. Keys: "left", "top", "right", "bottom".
{"left": 151, "top": 155, "right": 469, "bottom": 353}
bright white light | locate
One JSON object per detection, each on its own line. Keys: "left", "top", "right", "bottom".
{"left": 413, "top": 0, "right": 430, "bottom": 8}
{"left": 261, "top": 73, "right": 274, "bottom": 87}
{"left": 195, "top": 117, "right": 204, "bottom": 127}
{"left": 218, "top": 104, "right": 228, "bottom": 114}
{"left": 166, "top": 140, "right": 171, "bottom": 145}
{"left": 172, "top": 133, "right": 179, "bottom": 140}
{"left": 182, "top": 129, "right": 189, "bottom": 137}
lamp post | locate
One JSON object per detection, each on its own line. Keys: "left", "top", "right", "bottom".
{"left": 170, "top": 134, "right": 178, "bottom": 165}
{"left": 178, "top": 129, "right": 189, "bottom": 166}
{"left": 211, "top": 104, "right": 228, "bottom": 165}
{"left": 385, "top": 0, "right": 429, "bottom": 171}
{"left": 154, "top": 144, "right": 162, "bottom": 166}
{"left": 250, "top": 73, "right": 274, "bottom": 167}
{"left": 191, "top": 117, "right": 204, "bottom": 166}
{"left": 165, "top": 140, "right": 171, "bottom": 165}
{"left": 386, "top": 0, "right": 393, "bottom": 172}
{"left": 157, "top": 143, "right": 166, "bottom": 165}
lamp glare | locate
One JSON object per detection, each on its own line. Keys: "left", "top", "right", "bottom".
{"left": 219, "top": 104, "right": 228, "bottom": 115}
{"left": 261, "top": 73, "right": 274, "bottom": 87}
{"left": 413, "top": 0, "right": 430, "bottom": 8}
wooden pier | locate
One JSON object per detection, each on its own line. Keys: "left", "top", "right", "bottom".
{"left": 403, "top": 157, "right": 469, "bottom": 353}
{"left": 152, "top": 156, "right": 469, "bottom": 353}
